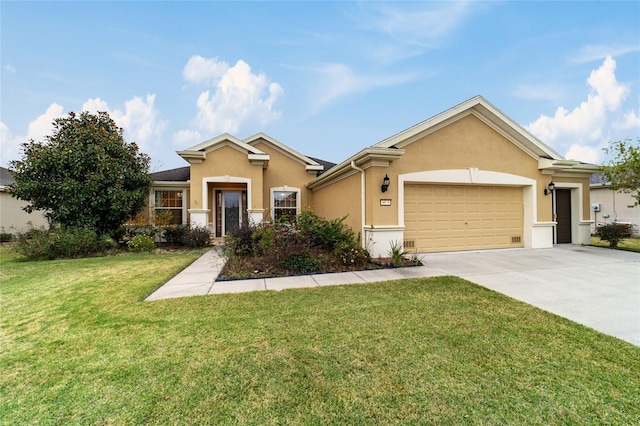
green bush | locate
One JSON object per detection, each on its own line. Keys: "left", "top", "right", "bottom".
{"left": 252, "top": 224, "right": 277, "bottom": 256}
{"left": 388, "top": 240, "right": 409, "bottom": 267}
{"left": 127, "top": 234, "right": 156, "bottom": 252}
{"left": 14, "top": 227, "right": 110, "bottom": 260}
{"left": 334, "top": 241, "right": 369, "bottom": 266}
{"left": 297, "top": 211, "right": 356, "bottom": 251}
{"left": 0, "top": 232, "right": 13, "bottom": 243}
{"left": 225, "top": 224, "right": 256, "bottom": 256}
{"left": 187, "top": 225, "right": 212, "bottom": 248}
{"left": 595, "top": 223, "right": 634, "bottom": 248}
{"left": 283, "top": 251, "right": 321, "bottom": 274}
{"left": 164, "top": 224, "right": 190, "bottom": 245}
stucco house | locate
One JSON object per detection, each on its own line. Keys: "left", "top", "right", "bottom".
{"left": 590, "top": 174, "right": 639, "bottom": 236}
{"left": 151, "top": 96, "right": 599, "bottom": 257}
{"left": 0, "top": 167, "right": 48, "bottom": 234}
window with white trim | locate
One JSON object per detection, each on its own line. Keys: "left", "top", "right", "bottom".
{"left": 155, "top": 190, "right": 184, "bottom": 224}
{"left": 273, "top": 190, "right": 298, "bottom": 222}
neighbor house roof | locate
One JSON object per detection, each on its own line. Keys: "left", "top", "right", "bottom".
{"left": 0, "top": 167, "right": 13, "bottom": 188}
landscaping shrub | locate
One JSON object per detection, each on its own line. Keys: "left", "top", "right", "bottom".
{"left": 164, "top": 224, "right": 190, "bottom": 245}
{"left": 14, "top": 227, "right": 112, "bottom": 260}
{"left": 334, "top": 241, "right": 369, "bottom": 266}
{"left": 252, "top": 224, "right": 277, "bottom": 256}
{"left": 186, "top": 225, "right": 212, "bottom": 248}
{"left": 595, "top": 223, "right": 634, "bottom": 248}
{"left": 389, "top": 240, "right": 409, "bottom": 267}
{"left": 127, "top": 235, "right": 156, "bottom": 252}
{"left": 297, "top": 211, "right": 356, "bottom": 251}
{"left": 283, "top": 251, "right": 321, "bottom": 274}
{"left": 0, "top": 232, "right": 13, "bottom": 243}
{"left": 221, "top": 211, "right": 373, "bottom": 279}
{"left": 225, "top": 224, "right": 257, "bottom": 256}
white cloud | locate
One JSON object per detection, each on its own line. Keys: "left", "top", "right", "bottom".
{"left": 514, "top": 84, "right": 564, "bottom": 102}
{"left": 0, "top": 103, "right": 64, "bottom": 166}
{"left": 309, "top": 63, "right": 417, "bottom": 113}
{"left": 526, "top": 56, "right": 630, "bottom": 163}
{"left": 27, "top": 103, "right": 65, "bottom": 142}
{"left": 572, "top": 44, "right": 640, "bottom": 63}
{"left": 4, "top": 64, "right": 16, "bottom": 73}
{"left": 82, "top": 94, "right": 168, "bottom": 150}
{"left": 172, "top": 129, "right": 202, "bottom": 148}
{"left": 565, "top": 144, "right": 601, "bottom": 164}
{"left": 180, "top": 57, "right": 284, "bottom": 136}
{"left": 183, "top": 55, "right": 230, "bottom": 85}
{"left": 1, "top": 122, "right": 23, "bottom": 166}
{"left": 613, "top": 109, "right": 640, "bottom": 132}
{"left": 351, "top": 1, "right": 478, "bottom": 48}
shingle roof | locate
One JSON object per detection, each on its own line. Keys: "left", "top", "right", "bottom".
{"left": 153, "top": 166, "right": 190, "bottom": 182}
{"left": 152, "top": 156, "right": 335, "bottom": 181}
{"left": 591, "top": 173, "right": 608, "bottom": 184}
{"left": 0, "top": 167, "right": 14, "bottom": 187}
{"left": 307, "top": 156, "right": 337, "bottom": 175}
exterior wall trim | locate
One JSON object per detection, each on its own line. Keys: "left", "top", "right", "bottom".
{"left": 397, "top": 168, "right": 554, "bottom": 250}
{"left": 270, "top": 186, "right": 302, "bottom": 221}
{"left": 552, "top": 182, "right": 592, "bottom": 245}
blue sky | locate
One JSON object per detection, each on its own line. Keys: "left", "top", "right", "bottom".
{"left": 1, "top": 1, "right": 639, "bottom": 171}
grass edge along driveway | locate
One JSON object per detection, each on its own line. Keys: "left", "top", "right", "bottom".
{"left": 1, "top": 248, "right": 639, "bottom": 424}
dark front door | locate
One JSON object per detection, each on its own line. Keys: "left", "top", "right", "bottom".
{"left": 555, "top": 189, "right": 572, "bottom": 243}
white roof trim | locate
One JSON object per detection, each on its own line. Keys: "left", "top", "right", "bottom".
{"left": 182, "top": 133, "right": 268, "bottom": 156}
{"left": 244, "top": 132, "right": 322, "bottom": 170}
{"left": 375, "top": 95, "right": 564, "bottom": 161}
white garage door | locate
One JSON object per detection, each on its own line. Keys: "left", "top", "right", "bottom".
{"left": 404, "top": 184, "right": 523, "bottom": 252}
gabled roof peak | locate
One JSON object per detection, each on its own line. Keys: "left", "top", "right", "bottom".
{"left": 375, "top": 95, "right": 564, "bottom": 161}
{"left": 244, "top": 132, "right": 324, "bottom": 171}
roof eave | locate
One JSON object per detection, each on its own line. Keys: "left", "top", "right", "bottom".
{"left": 307, "top": 147, "right": 404, "bottom": 190}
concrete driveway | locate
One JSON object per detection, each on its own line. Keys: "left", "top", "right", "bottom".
{"left": 418, "top": 245, "right": 639, "bottom": 346}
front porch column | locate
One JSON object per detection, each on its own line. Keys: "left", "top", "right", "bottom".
{"left": 189, "top": 209, "right": 210, "bottom": 228}
{"left": 247, "top": 209, "right": 265, "bottom": 226}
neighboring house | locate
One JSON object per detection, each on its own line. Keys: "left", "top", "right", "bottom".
{"left": 590, "top": 174, "right": 639, "bottom": 236}
{"left": 0, "top": 167, "right": 48, "bottom": 233}
{"left": 151, "top": 96, "right": 599, "bottom": 257}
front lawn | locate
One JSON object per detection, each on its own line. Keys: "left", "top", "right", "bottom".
{"left": 1, "top": 247, "right": 639, "bottom": 424}
{"left": 591, "top": 236, "right": 640, "bottom": 252}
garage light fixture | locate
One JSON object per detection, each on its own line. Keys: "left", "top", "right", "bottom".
{"left": 544, "top": 181, "right": 555, "bottom": 196}
{"left": 381, "top": 174, "right": 390, "bottom": 193}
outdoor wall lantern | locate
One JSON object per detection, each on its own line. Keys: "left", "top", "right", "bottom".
{"left": 544, "top": 181, "right": 555, "bottom": 196}
{"left": 381, "top": 174, "right": 390, "bottom": 193}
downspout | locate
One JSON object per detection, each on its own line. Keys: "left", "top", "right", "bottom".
{"left": 350, "top": 161, "right": 366, "bottom": 247}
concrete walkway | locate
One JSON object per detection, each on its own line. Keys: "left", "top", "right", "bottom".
{"left": 145, "top": 245, "right": 640, "bottom": 346}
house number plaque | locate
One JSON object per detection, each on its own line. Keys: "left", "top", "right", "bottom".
{"left": 380, "top": 199, "right": 392, "bottom": 206}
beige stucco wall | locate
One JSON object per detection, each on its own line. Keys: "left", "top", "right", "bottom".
{"left": 0, "top": 190, "right": 48, "bottom": 233}
{"left": 379, "top": 114, "right": 552, "bottom": 224}
{"left": 252, "top": 140, "right": 315, "bottom": 219}
{"left": 591, "top": 186, "right": 639, "bottom": 236}
{"left": 189, "top": 145, "right": 264, "bottom": 211}
{"left": 552, "top": 176, "right": 592, "bottom": 222}
{"left": 310, "top": 172, "right": 362, "bottom": 232}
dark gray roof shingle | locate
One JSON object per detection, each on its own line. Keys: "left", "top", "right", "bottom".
{"left": 153, "top": 167, "right": 190, "bottom": 182}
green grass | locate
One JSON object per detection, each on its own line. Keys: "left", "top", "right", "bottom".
{"left": 591, "top": 236, "right": 640, "bottom": 252}
{"left": 1, "top": 247, "right": 639, "bottom": 424}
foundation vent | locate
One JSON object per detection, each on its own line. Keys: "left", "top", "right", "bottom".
{"left": 511, "top": 236, "right": 522, "bottom": 244}
{"left": 404, "top": 240, "right": 415, "bottom": 249}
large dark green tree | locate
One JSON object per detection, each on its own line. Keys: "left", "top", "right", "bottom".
{"left": 9, "top": 111, "right": 152, "bottom": 234}
{"left": 603, "top": 137, "right": 640, "bottom": 206}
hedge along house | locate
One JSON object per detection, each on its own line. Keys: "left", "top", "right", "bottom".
{"left": 152, "top": 96, "right": 599, "bottom": 257}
